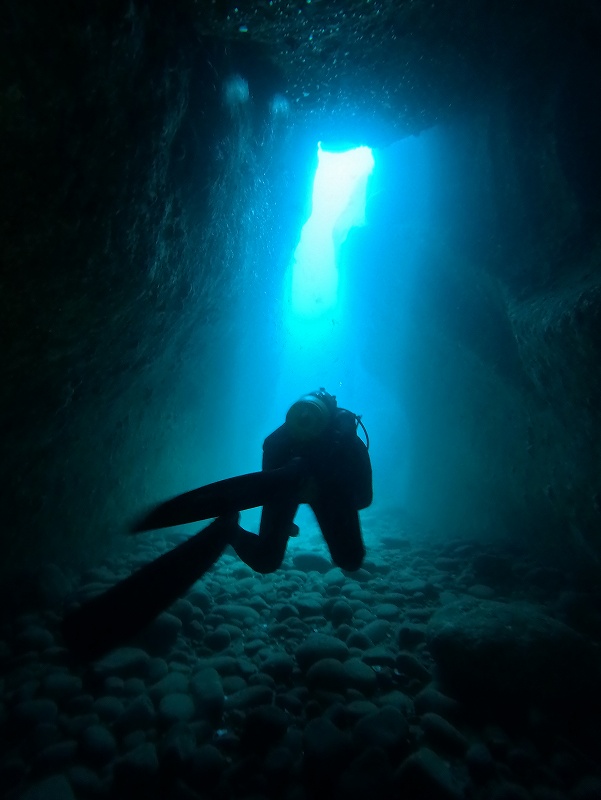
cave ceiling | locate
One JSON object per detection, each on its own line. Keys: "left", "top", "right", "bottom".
{"left": 190, "top": 0, "right": 596, "bottom": 144}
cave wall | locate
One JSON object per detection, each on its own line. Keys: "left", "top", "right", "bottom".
{"left": 341, "top": 33, "right": 601, "bottom": 562}
{"left": 0, "top": 2, "right": 314, "bottom": 584}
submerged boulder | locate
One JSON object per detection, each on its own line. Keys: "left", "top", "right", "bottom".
{"left": 427, "top": 597, "right": 600, "bottom": 711}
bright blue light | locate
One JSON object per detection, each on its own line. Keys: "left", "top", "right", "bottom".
{"left": 287, "top": 143, "right": 374, "bottom": 321}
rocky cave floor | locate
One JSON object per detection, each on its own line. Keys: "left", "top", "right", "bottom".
{"left": 1, "top": 512, "right": 601, "bottom": 800}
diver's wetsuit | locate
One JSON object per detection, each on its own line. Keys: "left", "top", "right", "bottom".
{"left": 231, "top": 408, "right": 373, "bottom": 573}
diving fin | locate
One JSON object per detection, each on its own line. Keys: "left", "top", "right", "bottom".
{"left": 130, "top": 461, "right": 303, "bottom": 533}
{"left": 61, "top": 515, "right": 236, "bottom": 660}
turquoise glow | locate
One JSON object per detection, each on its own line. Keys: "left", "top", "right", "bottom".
{"left": 287, "top": 143, "right": 375, "bottom": 321}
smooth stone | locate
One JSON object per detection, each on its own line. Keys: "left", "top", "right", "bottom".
{"left": 93, "top": 696, "right": 124, "bottom": 721}
{"left": 395, "top": 652, "right": 431, "bottom": 682}
{"left": 16, "top": 626, "right": 54, "bottom": 651}
{"left": 346, "top": 631, "right": 373, "bottom": 649}
{"left": 244, "top": 705, "right": 290, "bottom": 745}
{"left": 33, "top": 740, "right": 77, "bottom": 772}
{"left": 222, "top": 675, "right": 247, "bottom": 695}
{"left": 374, "top": 603, "right": 400, "bottom": 621}
{"left": 15, "top": 699, "right": 58, "bottom": 727}
{"left": 115, "top": 695, "right": 155, "bottom": 732}
{"left": 420, "top": 712, "right": 468, "bottom": 755}
{"left": 273, "top": 603, "right": 299, "bottom": 621}
{"left": 147, "top": 657, "right": 169, "bottom": 683}
{"left": 378, "top": 690, "right": 415, "bottom": 717}
{"left": 0, "top": 757, "right": 27, "bottom": 790}
{"left": 187, "top": 589, "right": 212, "bottom": 612}
{"left": 352, "top": 706, "right": 410, "bottom": 754}
{"left": 159, "top": 693, "right": 196, "bottom": 724}
{"left": 427, "top": 597, "right": 599, "bottom": 708}
{"left": 323, "top": 568, "right": 346, "bottom": 587}
{"left": 303, "top": 716, "right": 352, "bottom": 767}
{"left": 307, "top": 658, "right": 347, "bottom": 691}
{"left": 295, "top": 633, "right": 349, "bottom": 671}
{"left": 570, "top": 776, "right": 601, "bottom": 800}
{"left": 18, "top": 774, "right": 75, "bottom": 800}
{"left": 190, "top": 668, "right": 224, "bottom": 724}
{"left": 296, "top": 595, "right": 324, "bottom": 617}
{"left": 345, "top": 700, "right": 379, "bottom": 721}
{"left": 330, "top": 600, "right": 354, "bottom": 624}
{"left": 187, "top": 745, "right": 227, "bottom": 790}
{"left": 360, "top": 620, "right": 391, "bottom": 644}
{"left": 158, "top": 722, "right": 196, "bottom": 771}
{"left": 114, "top": 742, "right": 159, "bottom": 785}
{"left": 261, "top": 653, "right": 295, "bottom": 681}
{"left": 398, "top": 623, "right": 427, "bottom": 648}
{"left": 80, "top": 724, "right": 117, "bottom": 765}
{"left": 149, "top": 671, "right": 189, "bottom": 699}
{"left": 214, "top": 604, "right": 261, "bottom": 622}
{"left": 343, "top": 658, "right": 378, "bottom": 694}
{"left": 414, "top": 688, "right": 462, "bottom": 720}
{"left": 396, "top": 747, "right": 464, "bottom": 800}
{"left": 92, "top": 647, "right": 150, "bottom": 680}
{"left": 489, "top": 782, "right": 531, "bottom": 800}
{"left": 292, "top": 553, "right": 332, "bottom": 573}
{"left": 467, "top": 584, "right": 496, "bottom": 599}
{"left": 466, "top": 742, "right": 496, "bottom": 781}
{"left": 67, "top": 766, "right": 103, "bottom": 796}
{"left": 41, "top": 673, "right": 82, "bottom": 701}
{"left": 170, "top": 598, "right": 195, "bottom": 623}
{"left": 362, "top": 646, "right": 396, "bottom": 668}
{"left": 225, "top": 685, "right": 274, "bottom": 710}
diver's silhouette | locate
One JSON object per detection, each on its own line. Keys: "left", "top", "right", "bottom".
{"left": 62, "top": 389, "right": 372, "bottom": 658}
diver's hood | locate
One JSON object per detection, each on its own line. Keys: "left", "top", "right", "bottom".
{"left": 285, "top": 392, "right": 334, "bottom": 440}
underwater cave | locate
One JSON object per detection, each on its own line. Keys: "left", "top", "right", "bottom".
{"left": 1, "top": 1, "right": 601, "bottom": 798}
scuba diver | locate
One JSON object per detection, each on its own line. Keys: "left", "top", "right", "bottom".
{"left": 62, "top": 389, "right": 372, "bottom": 658}
{"left": 229, "top": 387, "right": 372, "bottom": 573}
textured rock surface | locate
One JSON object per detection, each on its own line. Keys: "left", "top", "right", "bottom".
{"left": 427, "top": 597, "right": 600, "bottom": 708}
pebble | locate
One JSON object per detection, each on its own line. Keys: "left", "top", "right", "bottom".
{"left": 396, "top": 747, "right": 465, "bottom": 800}
{"left": 159, "top": 693, "right": 196, "bottom": 724}
{"left": 18, "top": 774, "right": 75, "bottom": 800}
{"left": 190, "top": 667, "right": 224, "bottom": 723}
{"left": 33, "top": 740, "right": 77, "bottom": 773}
{"left": 225, "top": 685, "right": 274, "bottom": 710}
{"left": 79, "top": 724, "right": 118, "bottom": 765}
{"left": 360, "top": 620, "right": 391, "bottom": 644}
{"left": 41, "top": 673, "right": 82, "bottom": 702}
{"left": 420, "top": 712, "right": 468, "bottom": 755}
{"left": 261, "top": 653, "right": 295, "bottom": 681}
{"left": 398, "top": 622, "right": 427, "bottom": 647}
{"left": 2, "top": 529, "right": 596, "bottom": 800}
{"left": 352, "top": 706, "right": 410, "bottom": 754}
{"left": 292, "top": 553, "right": 332, "bottom": 573}
{"left": 115, "top": 695, "right": 155, "bottom": 733}
{"left": 149, "top": 671, "right": 189, "bottom": 699}
{"left": 187, "top": 744, "right": 227, "bottom": 790}
{"left": 303, "top": 716, "right": 352, "bottom": 769}
{"left": 113, "top": 742, "right": 159, "bottom": 786}
{"left": 92, "top": 647, "right": 150, "bottom": 680}
{"left": 15, "top": 699, "right": 58, "bottom": 728}
{"left": 295, "top": 633, "right": 349, "bottom": 670}
{"left": 466, "top": 742, "right": 496, "bottom": 781}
